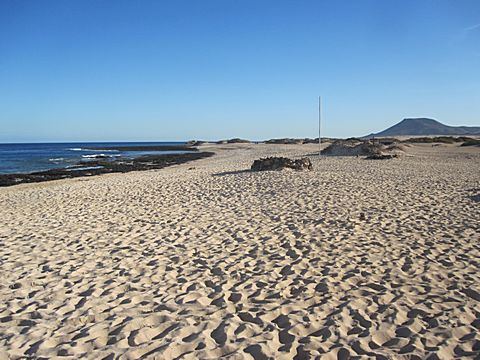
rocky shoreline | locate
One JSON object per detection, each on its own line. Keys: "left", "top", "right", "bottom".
{"left": 83, "top": 145, "right": 198, "bottom": 152}
{"left": 0, "top": 151, "right": 214, "bottom": 187}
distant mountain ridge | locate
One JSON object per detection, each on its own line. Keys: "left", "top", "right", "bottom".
{"left": 366, "top": 118, "right": 480, "bottom": 137}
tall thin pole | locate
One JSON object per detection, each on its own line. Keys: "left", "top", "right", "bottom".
{"left": 318, "top": 96, "right": 321, "bottom": 156}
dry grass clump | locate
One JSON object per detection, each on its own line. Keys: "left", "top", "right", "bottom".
{"left": 321, "top": 139, "right": 408, "bottom": 157}
{"left": 321, "top": 140, "right": 384, "bottom": 156}
{"left": 387, "top": 143, "right": 407, "bottom": 152}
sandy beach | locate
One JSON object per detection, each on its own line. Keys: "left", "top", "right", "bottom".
{"left": 0, "top": 143, "right": 479, "bottom": 359}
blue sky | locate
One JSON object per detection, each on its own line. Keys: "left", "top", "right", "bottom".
{"left": 1, "top": 0, "right": 479, "bottom": 142}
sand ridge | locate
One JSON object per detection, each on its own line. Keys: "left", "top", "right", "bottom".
{"left": 0, "top": 143, "right": 479, "bottom": 359}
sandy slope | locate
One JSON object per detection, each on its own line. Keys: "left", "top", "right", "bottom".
{"left": 0, "top": 143, "right": 479, "bottom": 359}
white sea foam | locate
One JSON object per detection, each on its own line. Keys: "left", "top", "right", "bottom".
{"left": 69, "top": 148, "right": 119, "bottom": 152}
{"left": 49, "top": 158, "right": 65, "bottom": 162}
{"left": 88, "top": 149, "right": 119, "bottom": 152}
{"left": 81, "top": 154, "right": 121, "bottom": 159}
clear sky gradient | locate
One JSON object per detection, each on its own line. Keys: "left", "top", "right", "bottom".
{"left": 1, "top": 0, "right": 479, "bottom": 142}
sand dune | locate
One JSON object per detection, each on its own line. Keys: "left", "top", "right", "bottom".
{"left": 0, "top": 143, "right": 479, "bottom": 359}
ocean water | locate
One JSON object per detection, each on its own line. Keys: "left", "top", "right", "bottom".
{"left": 0, "top": 142, "right": 188, "bottom": 174}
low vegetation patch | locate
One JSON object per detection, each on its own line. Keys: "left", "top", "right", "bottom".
{"left": 402, "top": 136, "right": 480, "bottom": 144}
{"left": 460, "top": 138, "right": 480, "bottom": 146}
{"left": 403, "top": 137, "right": 458, "bottom": 144}
{"left": 321, "top": 140, "right": 384, "bottom": 156}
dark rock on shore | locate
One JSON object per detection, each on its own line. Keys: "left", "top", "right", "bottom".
{"left": 88, "top": 154, "right": 111, "bottom": 159}
{"left": 251, "top": 157, "right": 313, "bottom": 171}
{"left": 186, "top": 140, "right": 207, "bottom": 146}
{"left": 0, "top": 152, "right": 214, "bottom": 187}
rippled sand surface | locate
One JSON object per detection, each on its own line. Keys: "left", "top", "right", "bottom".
{"left": 1, "top": 143, "right": 479, "bottom": 359}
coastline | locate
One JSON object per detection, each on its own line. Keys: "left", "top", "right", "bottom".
{"left": 0, "top": 142, "right": 479, "bottom": 358}
{"left": 0, "top": 150, "right": 213, "bottom": 187}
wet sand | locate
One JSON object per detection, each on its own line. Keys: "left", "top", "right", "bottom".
{"left": 0, "top": 143, "right": 479, "bottom": 359}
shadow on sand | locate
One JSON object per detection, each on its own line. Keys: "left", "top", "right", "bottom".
{"left": 469, "top": 194, "right": 480, "bottom": 203}
{"left": 212, "top": 169, "right": 251, "bottom": 177}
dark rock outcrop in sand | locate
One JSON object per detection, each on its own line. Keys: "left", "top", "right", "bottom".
{"left": 251, "top": 157, "right": 313, "bottom": 171}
